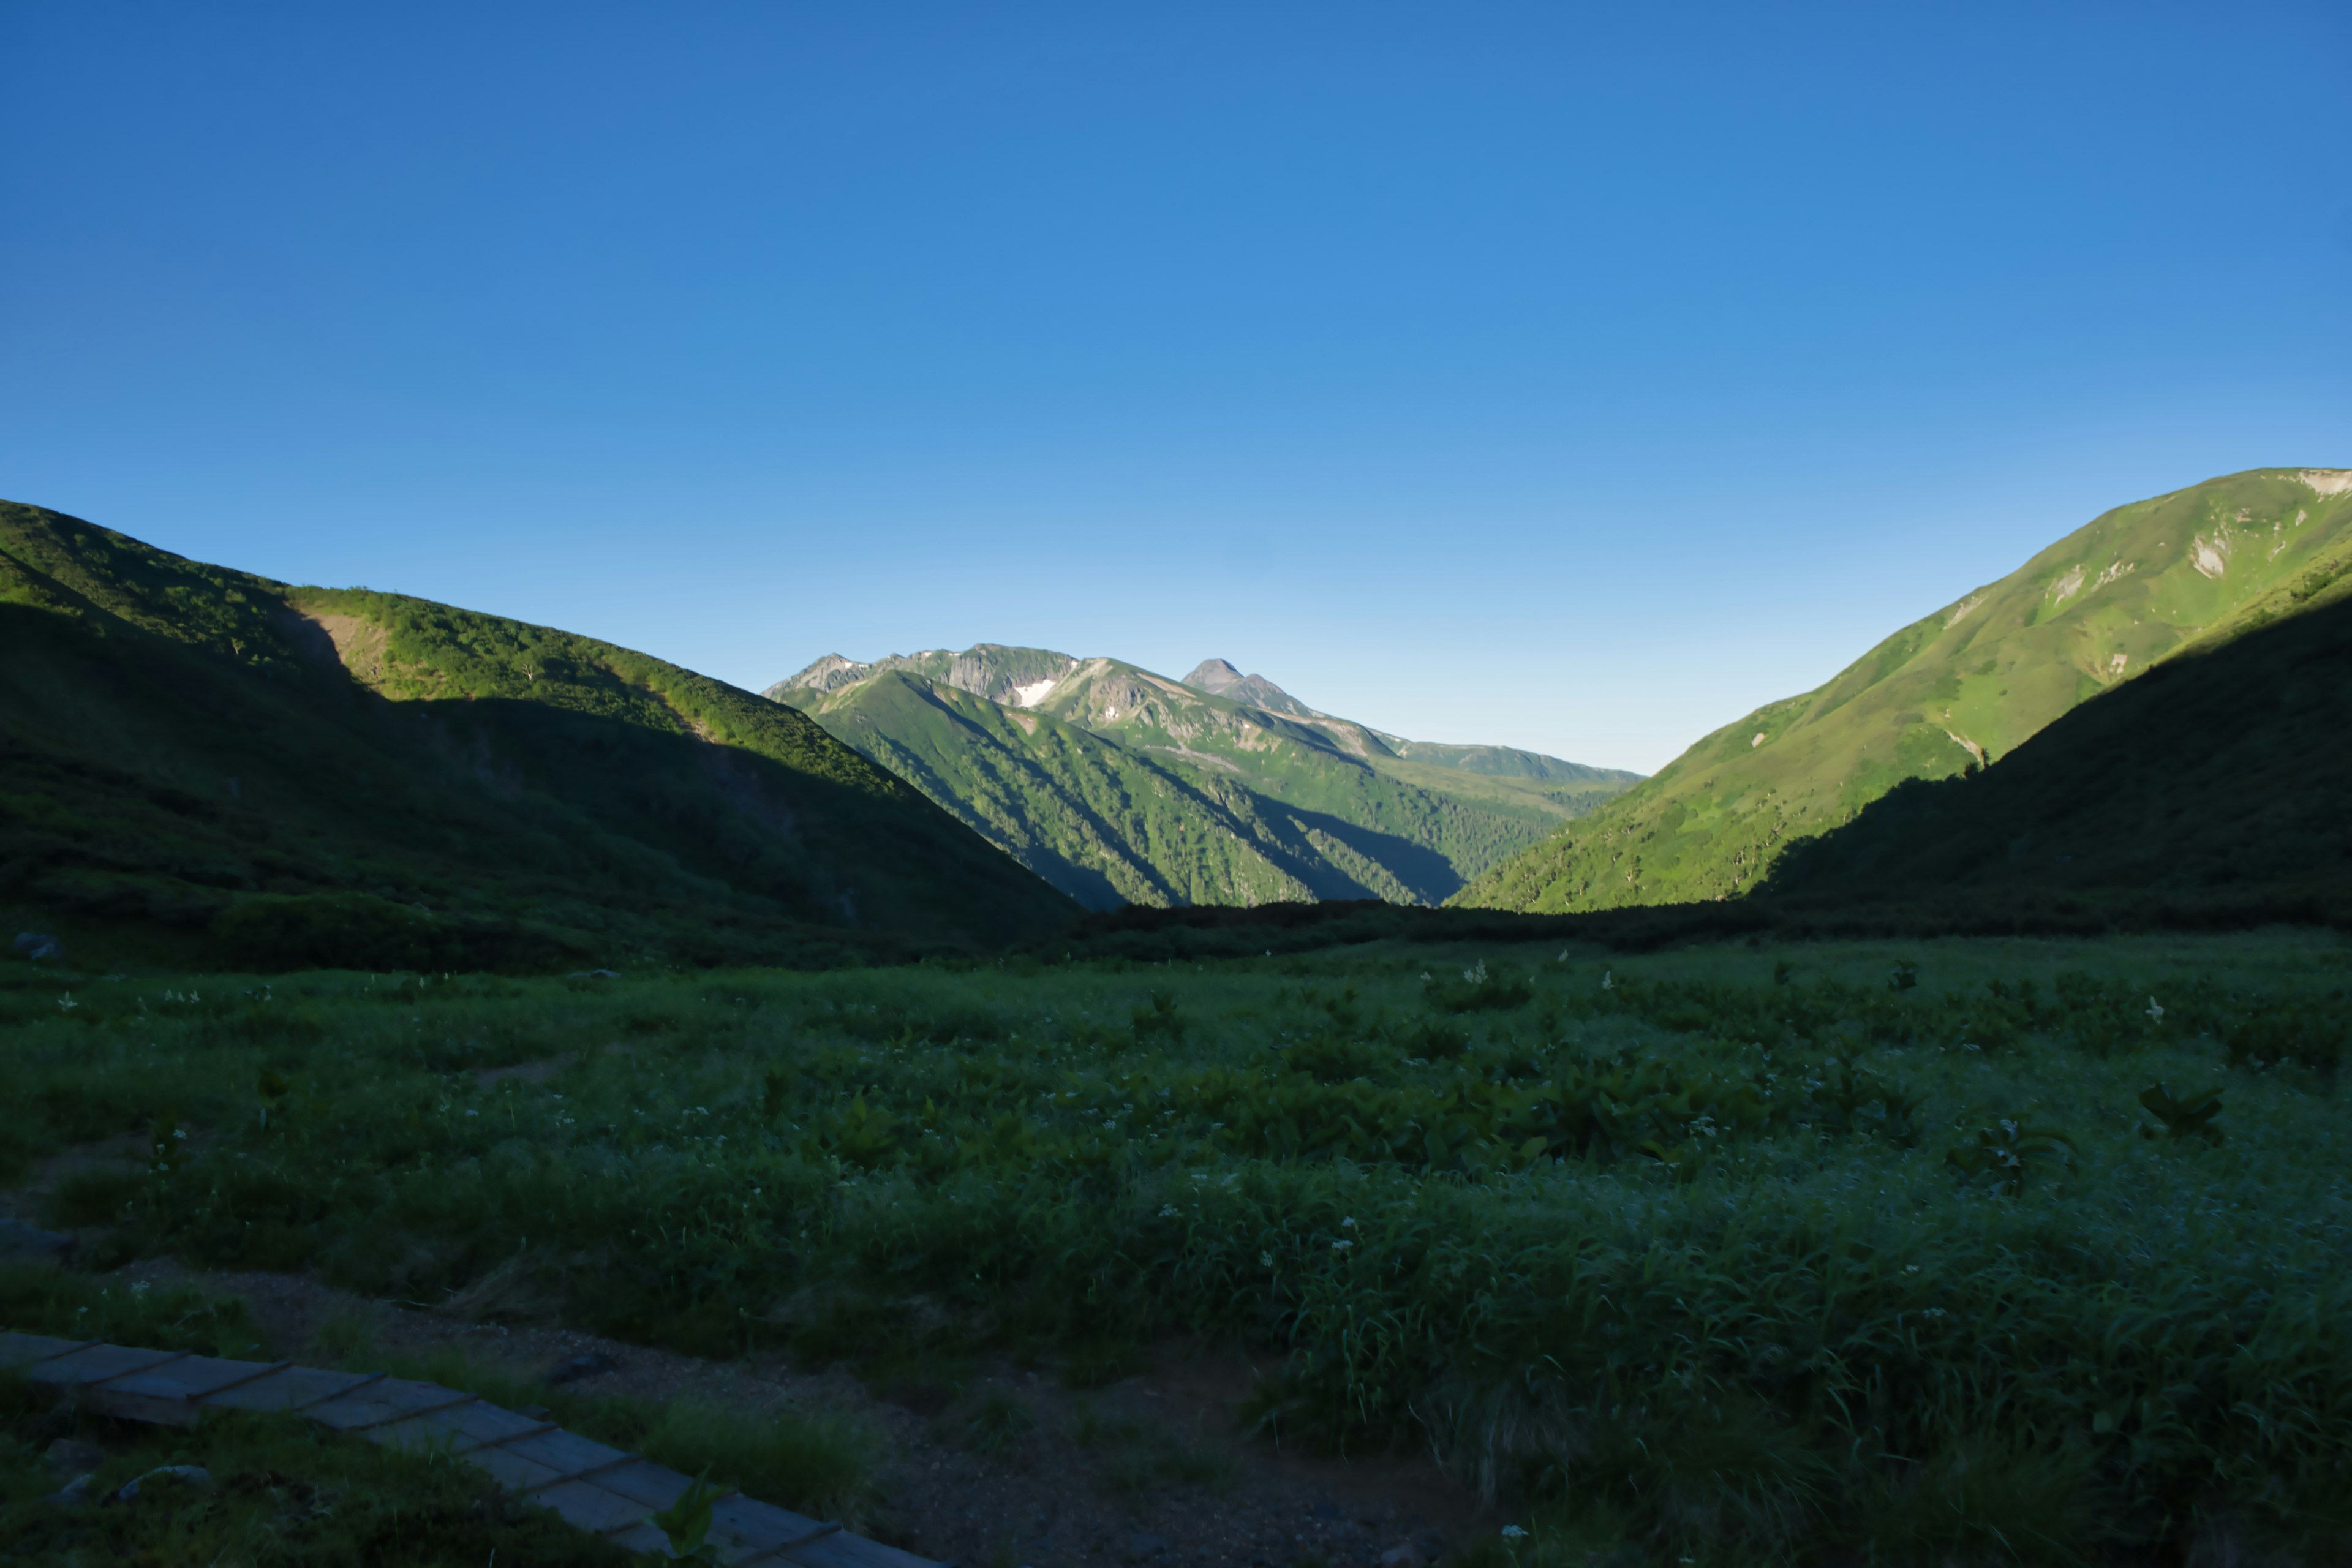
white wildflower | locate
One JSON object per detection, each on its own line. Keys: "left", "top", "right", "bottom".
{"left": 1332, "top": 1239, "right": 1352, "bottom": 1251}
{"left": 1261, "top": 1251, "right": 1275, "bottom": 1268}
{"left": 1341, "top": 1216, "right": 1355, "bottom": 1228}
{"left": 1158, "top": 1204, "right": 1180, "bottom": 1218}
{"left": 1602, "top": 971, "right": 1613, "bottom": 990}
{"left": 1501, "top": 1525, "right": 1528, "bottom": 1539}
{"left": 2146, "top": 996, "right": 2165, "bottom": 1023}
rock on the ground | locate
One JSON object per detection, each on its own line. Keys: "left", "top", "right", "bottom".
{"left": 546, "top": 1351, "right": 620, "bottom": 1385}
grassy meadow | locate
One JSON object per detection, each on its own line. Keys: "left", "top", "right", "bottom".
{"left": 4, "top": 929, "right": 2350, "bottom": 1563}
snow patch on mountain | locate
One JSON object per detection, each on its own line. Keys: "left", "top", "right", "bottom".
{"left": 1009, "top": 677, "right": 1060, "bottom": 708}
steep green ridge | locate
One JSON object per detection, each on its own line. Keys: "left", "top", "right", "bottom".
{"left": 0, "top": 501, "right": 1074, "bottom": 968}
{"left": 769, "top": 646, "right": 1638, "bottom": 908}
{"left": 1456, "top": 467, "right": 2352, "bottom": 913}
{"left": 1762, "top": 575, "right": 2352, "bottom": 922}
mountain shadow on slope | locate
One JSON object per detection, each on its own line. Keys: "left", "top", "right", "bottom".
{"left": 0, "top": 502, "right": 1075, "bottom": 970}
{"left": 1760, "top": 588, "right": 2352, "bottom": 926}
{"left": 1455, "top": 467, "right": 2352, "bottom": 914}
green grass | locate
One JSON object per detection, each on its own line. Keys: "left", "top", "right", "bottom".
{"left": 0, "top": 499, "right": 1076, "bottom": 971}
{"left": 0, "top": 1262, "right": 883, "bottom": 1544}
{"left": 0, "top": 1268, "right": 628, "bottom": 1566}
{"left": 0, "top": 1396, "right": 633, "bottom": 1566}
{"left": 352, "top": 1342, "right": 883, "bottom": 1529}
{"left": 5, "top": 929, "right": 2351, "bottom": 1561}
{"left": 1459, "top": 467, "right": 2352, "bottom": 914}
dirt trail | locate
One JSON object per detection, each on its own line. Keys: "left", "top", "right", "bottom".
{"left": 95, "top": 1262, "right": 1484, "bottom": 1568}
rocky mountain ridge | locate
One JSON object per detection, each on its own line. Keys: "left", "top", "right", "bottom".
{"left": 767, "top": 646, "right": 1638, "bottom": 908}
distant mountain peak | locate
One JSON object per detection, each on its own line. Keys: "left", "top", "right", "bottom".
{"left": 1183, "top": 658, "right": 1245, "bottom": 690}
{"left": 1181, "top": 658, "right": 1318, "bottom": 718}
{"left": 777, "top": 654, "right": 873, "bottom": 695}
{"left": 767, "top": 644, "right": 1078, "bottom": 709}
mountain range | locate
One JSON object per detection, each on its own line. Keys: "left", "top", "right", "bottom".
{"left": 9, "top": 464, "right": 2343, "bottom": 970}
{"left": 1455, "top": 467, "right": 2352, "bottom": 914}
{"left": 766, "top": 649, "right": 1639, "bottom": 910}
{"left": 0, "top": 501, "right": 1074, "bottom": 970}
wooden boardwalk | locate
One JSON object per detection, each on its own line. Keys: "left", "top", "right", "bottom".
{"left": 0, "top": 1330, "right": 941, "bottom": 1566}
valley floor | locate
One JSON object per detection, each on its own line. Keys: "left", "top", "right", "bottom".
{"left": 3, "top": 927, "right": 2349, "bottom": 1564}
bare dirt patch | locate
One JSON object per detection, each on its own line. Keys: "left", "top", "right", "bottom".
{"left": 100, "top": 1262, "right": 1485, "bottom": 1567}
{"left": 475, "top": 1052, "right": 579, "bottom": 1088}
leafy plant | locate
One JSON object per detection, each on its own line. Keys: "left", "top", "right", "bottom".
{"left": 2138, "top": 1082, "right": 2223, "bottom": 1143}
{"left": 1131, "top": 989, "right": 1186, "bottom": 1044}
{"left": 646, "top": 1469, "right": 725, "bottom": 1563}
{"left": 1945, "top": 1118, "right": 2076, "bottom": 1194}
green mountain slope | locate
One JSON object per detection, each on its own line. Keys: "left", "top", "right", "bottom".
{"left": 0, "top": 502, "right": 1074, "bottom": 968}
{"left": 1455, "top": 467, "right": 2352, "bottom": 913}
{"left": 1760, "top": 568, "right": 2352, "bottom": 922}
{"left": 769, "top": 647, "right": 1639, "bottom": 909}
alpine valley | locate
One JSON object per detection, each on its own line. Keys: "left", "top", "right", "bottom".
{"left": 766, "top": 650, "right": 1640, "bottom": 910}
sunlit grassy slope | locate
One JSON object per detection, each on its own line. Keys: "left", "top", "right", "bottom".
{"left": 1456, "top": 467, "right": 2352, "bottom": 913}
{"left": 0, "top": 501, "right": 1074, "bottom": 968}
{"left": 1762, "top": 573, "right": 2352, "bottom": 922}
{"left": 772, "top": 646, "right": 1639, "bottom": 908}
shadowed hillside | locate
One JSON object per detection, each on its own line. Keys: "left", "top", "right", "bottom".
{"left": 0, "top": 502, "right": 1075, "bottom": 969}
{"left": 1457, "top": 467, "right": 2352, "bottom": 914}
{"left": 1762, "top": 584, "right": 2352, "bottom": 925}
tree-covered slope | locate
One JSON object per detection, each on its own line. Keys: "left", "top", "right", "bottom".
{"left": 0, "top": 502, "right": 1074, "bottom": 968}
{"left": 1760, "top": 568, "right": 2352, "bottom": 922}
{"left": 1455, "top": 467, "right": 2352, "bottom": 913}
{"left": 771, "top": 646, "right": 1639, "bottom": 909}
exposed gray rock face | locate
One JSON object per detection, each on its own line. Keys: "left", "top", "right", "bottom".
{"left": 1180, "top": 659, "right": 1319, "bottom": 717}
{"left": 1182, "top": 658, "right": 1246, "bottom": 694}
{"left": 771, "top": 654, "right": 874, "bottom": 696}
{"left": 769, "top": 646, "right": 1077, "bottom": 707}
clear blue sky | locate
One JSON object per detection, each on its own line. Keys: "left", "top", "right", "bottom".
{"left": 5, "top": 2, "right": 2345, "bottom": 771}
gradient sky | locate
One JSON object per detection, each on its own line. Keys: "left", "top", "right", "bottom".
{"left": 6, "top": 2, "right": 2346, "bottom": 772}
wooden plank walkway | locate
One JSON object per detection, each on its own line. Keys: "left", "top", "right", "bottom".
{"left": 0, "top": 1329, "right": 941, "bottom": 1566}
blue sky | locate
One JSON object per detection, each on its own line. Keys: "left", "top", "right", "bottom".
{"left": 5, "top": 2, "right": 2346, "bottom": 771}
